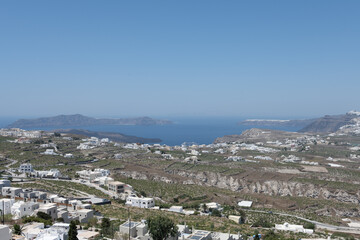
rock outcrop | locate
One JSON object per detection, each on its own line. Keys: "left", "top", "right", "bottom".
{"left": 116, "top": 169, "right": 360, "bottom": 204}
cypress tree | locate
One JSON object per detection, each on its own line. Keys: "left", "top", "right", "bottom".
{"left": 68, "top": 221, "right": 78, "bottom": 240}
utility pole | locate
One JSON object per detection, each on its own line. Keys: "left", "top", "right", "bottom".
{"left": 2, "top": 200, "right": 5, "bottom": 224}
{"left": 128, "top": 207, "right": 131, "bottom": 240}
{"left": 2, "top": 199, "right": 5, "bottom": 225}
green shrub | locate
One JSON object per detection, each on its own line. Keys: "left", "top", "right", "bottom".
{"left": 252, "top": 217, "right": 274, "bottom": 228}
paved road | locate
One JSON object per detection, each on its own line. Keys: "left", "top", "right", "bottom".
{"left": 244, "top": 209, "right": 360, "bottom": 234}
{"left": 5, "top": 158, "right": 17, "bottom": 169}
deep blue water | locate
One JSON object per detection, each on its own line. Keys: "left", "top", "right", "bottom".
{"left": 0, "top": 117, "right": 301, "bottom": 146}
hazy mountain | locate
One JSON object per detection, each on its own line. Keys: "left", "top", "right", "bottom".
{"left": 7, "top": 114, "right": 172, "bottom": 128}
{"left": 239, "top": 111, "right": 360, "bottom": 134}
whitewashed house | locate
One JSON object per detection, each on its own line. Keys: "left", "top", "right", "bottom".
{"left": 93, "top": 176, "right": 114, "bottom": 186}
{"left": 36, "top": 169, "right": 62, "bottom": 178}
{"left": 126, "top": 196, "right": 155, "bottom": 208}
{"left": 2, "top": 187, "right": 22, "bottom": 198}
{"left": 169, "top": 206, "right": 184, "bottom": 214}
{"left": 0, "top": 199, "right": 15, "bottom": 215}
{"left": 35, "top": 223, "right": 69, "bottom": 240}
{"left": 42, "top": 149, "right": 57, "bottom": 155}
{"left": 0, "top": 225, "right": 11, "bottom": 240}
{"left": 37, "top": 203, "right": 58, "bottom": 220}
{"left": 64, "top": 153, "right": 73, "bottom": 158}
{"left": 11, "top": 201, "right": 40, "bottom": 219}
{"left": 275, "top": 222, "right": 314, "bottom": 234}
{"left": 19, "top": 163, "right": 34, "bottom": 173}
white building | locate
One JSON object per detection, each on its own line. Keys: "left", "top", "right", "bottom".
{"left": 42, "top": 149, "right": 57, "bottom": 155}
{"left": 22, "top": 222, "right": 45, "bottom": 240}
{"left": 169, "top": 206, "right": 184, "bottom": 214}
{"left": 2, "top": 187, "right": 22, "bottom": 198}
{"left": 238, "top": 201, "right": 253, "bottom": 208}
{"left": 126, "top": 196, "right": 155, "bottom": 208}
{"left": 37, "top": 203, "right": 58, "bottom": 220}
{"left": 36, "top": 169, "right": 62, "bottom": 178}
{"left": 19, "top": 163, "right": 34, "bottom": 173}
{"left": 228, "top": 215, "right": 242, "bottom": 224}
{"left": 108, "top": 181, "right": 126, "bottom": 195}
{"left": 93, "top": 176, "right": 114, "bottom": 186}
{"left": 76, "top": 209, "right": 94, "bottom": 223}
{"left": 35, "top": 223, "right": 69, "bottom": 240}
{"left": 205, "top": 202, "right": 222, "bottom": 211}
{"left": 0, "top": 180, "right": 11, "bottom": 188}
{"left": 11, "top": 201, "right": 40, "bottom": 219}
{"left": 119, "top": 221, "right": 148, "bottom": 239}
{"left": 64, "top": 153, "right": 73, "bottom": 158}
{"left": 275, "top": 222, "right": 314, "bottom": 234}
{"left": 76, "top": 168, "right": 110, "bottom": 182}
{"left": 0, "top": 225, "right": 11, "bottom": 240}
{"left": 0, "top": 199, "right": 15, "bottom": 215}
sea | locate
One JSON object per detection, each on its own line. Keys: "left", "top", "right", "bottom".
{"left": 0, "top": 117, "right": 301, "bottom": 146}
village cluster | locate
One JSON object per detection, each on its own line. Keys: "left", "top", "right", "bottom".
{"left": 1, "top": 127, "right": 358, "bottom": 240}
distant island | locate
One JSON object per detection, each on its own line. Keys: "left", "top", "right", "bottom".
{"left": 54, "top": 129, "right": 161, "bottom": 144}
{"left": 7, "top": 114, "right": 173, "bottom": 128}
{"left": 239, "top": 119, "right": 315, "bottom": 128}
{"left": 239, "top": 111, "right": 360, "bottom": 133}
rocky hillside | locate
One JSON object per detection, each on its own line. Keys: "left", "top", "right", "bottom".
{"left": 7, "top": 114, "right": 172, "bottom": 128}
{"left": 116, "top": 169, "right": 360, "bottom": 206}
{"left": 299, "top": 112, "right": 359, "bottom": 133}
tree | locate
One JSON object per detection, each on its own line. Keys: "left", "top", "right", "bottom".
{"left": 68, "top": 221, "right": 78, "bottom": 240}
{"left": 37, "top": 211, "right": 52, "bottom": 221}
{"left": 253, "top": 230, "right": 260, "bottom": 240}
{"left": 88, "top": 217, "right": 98, "bottom": 229}
{"left": 101, "top": 217, "right": 111, "bottom": 236}
{"left": 238, "top": 209, "right": 246, "bottom": 223}
{"left": 202, "top": 204, "right": 208, "bottom": 213}
{"left": 211, "top": 209, "right": 222, "bottom": 217}
{"left": 13, "top": 224, "right": 22, "bottom": 235}
{"left": 146, "top": 215, "right": 178, "bottom": 240}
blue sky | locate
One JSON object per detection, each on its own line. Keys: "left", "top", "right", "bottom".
{"left": 1, "top": 1, "right": 359, "bottom": 119}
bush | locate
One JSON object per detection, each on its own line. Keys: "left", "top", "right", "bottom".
{"left": 13, "top": 224, "right": 22, "bottom": 235}
{"left": 211, "top": 209, "right": 222, "bottom": 217}
{"left": 37, "top": 212, "right": 52, "bottom": 221}
{"left": 252, "top": 217, "right": 274, "bottom": 228}
{"left": 23, "top": 216, "right": 52, "bottom": 226}
{"left": 304, "top": 222, "right": 315, "bottom": 230}
{"left": 331, "top": 232, "right": 355, "bottom": 240}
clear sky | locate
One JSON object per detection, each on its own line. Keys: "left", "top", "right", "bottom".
{"left": 1, "top": 1, "right": 359, "bottom": 119}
